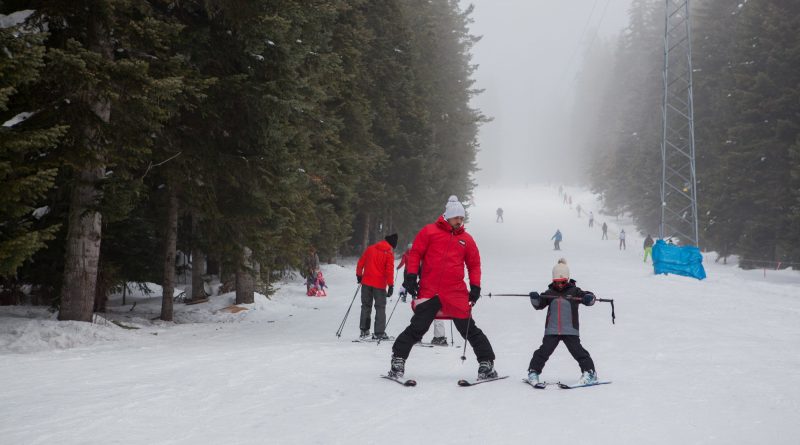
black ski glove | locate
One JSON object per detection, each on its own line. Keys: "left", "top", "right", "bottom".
{"left": 403, "top": 274, "right": 418, "bottom": 297}
{"left": 356, "top": 275, "right": 362, "bottom": 284}
{"left": 469, "top": 285, "right": 481, "bottom": 305}
{"left": 387, "top": 285, "right": 394, "bottom": 298}
{"left": 529, "top": 291, "right": 540, "bottom": 300}
{"left": 582, "top": 292, "right": 596, "bottom": 306}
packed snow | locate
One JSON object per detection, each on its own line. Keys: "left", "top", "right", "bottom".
{"left": 2, "top": 185, "right": 799, "bottom": 444}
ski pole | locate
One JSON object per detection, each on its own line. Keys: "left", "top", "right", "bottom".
{"left": 336, "top": 284, "right": 361, "bottom": 337}
{"left": 488, "top": 293, "right": 616, "bottom": 324}
{"left": 461, "top": 303, "right": 473, "bottom": 362}
{"left": 450, "top": 320, "right": 455, "bottom": 347}
{"left": 377, "top": 289, "right": 402, "bottom": 346}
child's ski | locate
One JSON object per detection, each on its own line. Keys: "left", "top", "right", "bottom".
{"left": 457, "top": 375, "right": 509, "bottom": 387}
{"left": 380, "top": 375, "right": 417, "bottom": 387}
{"left": 522, "top": 378, "right": 549, "bottom": 389}
{"left": 556, "top": 381, "right": 612, "bottom": 389}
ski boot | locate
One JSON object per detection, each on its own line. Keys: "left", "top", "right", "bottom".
{"left": 359, "top": 330, "right": 370, "bottom": 339}
{"left": 526, "top": 370, "right": 540, "bottom": 384}
{"left": 431, "top": 336, "right": 448, "bottom": 346}
{"left": 388, "top": 355, "right": 406, "bottom": 379}
{"left": 477, "top": 360, "right": 498, "bottom": 380}
{"left": 372, "top": 332, "right": 390, "bottom": 340}
{"left": 579, "top": 369, "right": 597, "bottom": 385}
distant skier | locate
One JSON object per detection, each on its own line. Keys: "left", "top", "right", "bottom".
{"left": 601, "top": 222, "right": 608, "bottom": 240}
{"left": 563, "top": 193, "right": 568, "bottom": 204}
{"left": 304, "top": 247, "right": 320, "bottom": 294}
{"left": 356, "top": 233, "right": 397, "bottom": 340}
{"left": 588, "top": 211, "right": 594, "bottom": 228}
{"left": 558, "top": 185, "right": 563, "bottom": 196}
{"left": 496, "top": 207, "right": 504, "bottom": 223}
{"left": 576, "top": 204, "right": 582, "bottom": 217}
{"left": 526, "top": 259, "right": 598, "bottom": 385}
{"left": 619, "top": 229, "right": 627, "bottom": 250}
{"left": 568, "top": 195, "right": 573, "bottom": 209}
{"left": 389, "top": 195, "right": 498, "bottom": 381}
{"left": 398, "top": 243, "right": 446, "bottom": 344}
{"left": 643, "top": 234, "right": 654, "bottom": 262}
{"left": 551, "top": 229, "right": 563, "bottom": 250}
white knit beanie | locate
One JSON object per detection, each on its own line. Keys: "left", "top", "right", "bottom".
{"left": 552, "top": 258, "right": 570, "bottom": 281}
{"left": 443, "top": 195, "right": 466, "bottom": 219}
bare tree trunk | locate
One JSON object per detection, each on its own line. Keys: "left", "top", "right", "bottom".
{"left": 93, "top": 260, "right": 109, "bottom": 313}
{"left": 235, "top": 247, "right": 255, "bottom": 304}
{"left": 58, "top": 166, "right": 105, "bottom": 321}
{"left": 160, "top": 187, "right": 178, "bottom": 321}
{"left": 57, "top": 17, "right": 112, "bottom": 322}
{"left": 190, "top": 213, "right": 205, "bottom": 300}
{"left": 361, "top": 213, "right": 370, "bottom": 252}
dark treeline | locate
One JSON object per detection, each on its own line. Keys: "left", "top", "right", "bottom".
{"left": 0, "top": 0, "right": 485, "bottom": 320}
{"left": 571, "top": 0, "right": 800, "bottom": 268}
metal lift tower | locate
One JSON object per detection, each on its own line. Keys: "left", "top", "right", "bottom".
{"left": 660, "top": 0, "right": 699, "bottom": 246}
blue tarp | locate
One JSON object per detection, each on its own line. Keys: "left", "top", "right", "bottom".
{"left": 652, "top": 239, "right": 706, "bottom": 280}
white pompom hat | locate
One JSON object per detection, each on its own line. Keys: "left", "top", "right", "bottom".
{"left": 443, "top": 195, "right": 466, "bottom": 219}
{"left": 552, "top": 258, "right": 570, "bottom": 281}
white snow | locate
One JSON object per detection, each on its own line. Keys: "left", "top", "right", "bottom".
{"left": 2, "top": 111, "right": 34, "bottom": 127}
{"left": 0, "top": 10, "right": 33, "bottom": 29}
{"left": 31, "top": 206, "right": 49, "bottom": 219}
{"left": 1, "top": 186, "right": 799, "bottom": 444}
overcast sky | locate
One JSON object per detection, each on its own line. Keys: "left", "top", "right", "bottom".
{"left": 460, "top": 0, "right": 635, "bottom": 187}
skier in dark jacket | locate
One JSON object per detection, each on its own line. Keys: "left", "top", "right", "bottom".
{"left": 643, "top": 234, "right": 654, "bottom": 263}
{"left": 526, "top": 258, "right": 598, "bottom": 385}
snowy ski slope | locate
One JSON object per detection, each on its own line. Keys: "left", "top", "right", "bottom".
{"left": 2, "top": 186, "right": 799, "bottom": 444}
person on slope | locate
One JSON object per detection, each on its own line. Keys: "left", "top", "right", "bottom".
{"left": 388, "top": 196, "right": 497, "bottom": 380}
{"left": 601, "top": 222, "right": 608, "bottom": 240}
{"left": 496, "top": 207, "right": 504, "bottom": 223}
{"left": 551, "top": 229, "right": 563, "bottom": 251}
{"left": 398, "top": 243, "right": 447, "bottom": 344}
{"left": 619, "top": 229, "right": 627, "bottom": 250}
{"left": 643, "top": 234, "right": 654, "bottom": 263}
{"left": 588, "top": 211, "right": 594, "bottom": 228}
{"left": 356, "top": 233, "right": 397, "bottom": 340}
{"left": 304, "top": 247, "right": 320, "bottom": 294}
{"left": 526, "top": 259, "right": 599, "bottom": 385}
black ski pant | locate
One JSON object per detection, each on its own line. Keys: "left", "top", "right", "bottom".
{"left": 392, "top": 297, "right": 495, "bottom": 362}
{"left": 359, "top": 285, "right": 387, "bottom": 334}
{"left": 528, "top": 335, "right": 595, "bottom": 374}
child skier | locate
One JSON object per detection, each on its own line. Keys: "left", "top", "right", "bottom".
{"left": 526, "top": 258, "right": 598, "bottom": 385}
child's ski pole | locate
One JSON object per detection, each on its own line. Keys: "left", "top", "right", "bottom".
{"left": 488, "top": 293, "right": 615, "bottom": 324}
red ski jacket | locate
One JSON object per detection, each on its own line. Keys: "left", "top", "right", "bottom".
{"left": 356, "top": 240, "right": 395, "bottom": 289}
{"left": 406, "top": 216, "right": 481, "bottom": 319}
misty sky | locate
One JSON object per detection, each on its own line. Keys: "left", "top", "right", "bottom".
{"left": 461, "top": 0, "right": 634, "bottom": 186}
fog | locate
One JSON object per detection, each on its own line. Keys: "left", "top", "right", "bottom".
{"left": 462, "top": 0, "right": 634, "bottom": 187}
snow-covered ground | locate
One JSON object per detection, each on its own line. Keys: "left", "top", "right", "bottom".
{"left": 2, "top": 186, "right": 800, "bottom": 444}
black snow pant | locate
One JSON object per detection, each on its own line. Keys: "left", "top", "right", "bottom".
{"left": 392, "top": 297, "right": 495, "bottom": 362}
{"left": 554, "top": 240, "right": 561, "bottom": 250}
{"left": 528, "top": 335, "right": 595, "bottom": 374}
{"left": 359, "top": 285, "right": 387, "bottom": 335}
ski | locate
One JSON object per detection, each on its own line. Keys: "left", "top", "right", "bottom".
{"left": 556, "top": 381, "right": 612, "bottom": 389}
{"left": 457, "top": 375, "right": 509, "bottom": 387}
{"left": 352, "top": 336, "right": 395, "bottom": 343}
{"left": 522, "top": 378, "right": 549, "bottom": 389}
{"left": 381, "top": 375, "right": 417, "bottom": 387}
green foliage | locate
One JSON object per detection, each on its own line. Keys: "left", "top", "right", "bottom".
{"left": 576, "top": 0, "right": 800, "bottom": 266}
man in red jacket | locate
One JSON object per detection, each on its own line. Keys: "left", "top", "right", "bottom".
{"left": 356, "top": 233, "right": 397, "bottom": 340}
{"left": 388, "top": 196, "right": 498, "bottom": 380}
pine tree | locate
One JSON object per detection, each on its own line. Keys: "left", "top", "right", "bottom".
{"left": 0, "top": 12, "right": 65, "bottom": 278}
